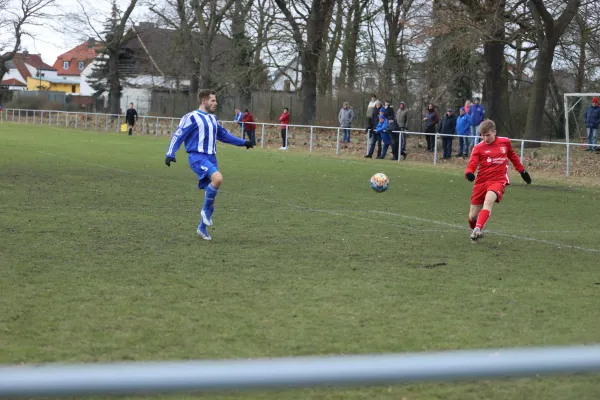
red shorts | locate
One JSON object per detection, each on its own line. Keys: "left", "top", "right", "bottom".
{"left": 471, "top": 181, "right": 506, "bottom": 205}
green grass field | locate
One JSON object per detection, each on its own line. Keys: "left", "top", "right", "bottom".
{"left": 2, "top": 122, "right": 600, "bottom": 400}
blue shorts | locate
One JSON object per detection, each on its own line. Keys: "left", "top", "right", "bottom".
{"left": 189, "top": 154, "right": 218, "bottom": 190}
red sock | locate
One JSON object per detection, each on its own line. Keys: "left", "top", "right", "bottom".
{"left": 468, "top": 218, "right": 476, "bottom": 230}
{"left": 476, "top": 209, "right": 491, "bottom": 230}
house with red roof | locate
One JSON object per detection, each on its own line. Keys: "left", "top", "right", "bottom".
{"left": 53, "top": 38, "right": 102, "bottom": 77}
{"left": 0, "top": 51, "right": 57, "bottom": 90}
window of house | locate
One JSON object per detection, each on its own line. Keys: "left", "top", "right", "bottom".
{"left": 63, "top": 61, "right": 70, "bottom": 70}
{"left": 71, "top": 85, "right": 76, "bottom": 93}
{"left": 78, "top": 61, "right": 84, "bottom": 70}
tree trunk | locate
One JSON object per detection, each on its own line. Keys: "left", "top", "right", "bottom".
{"left": 483, "top": 40, "right": 512, "bottom": 136}
{"left": 524, "top": 46, "right": 553, "bottom": 144}
{"left": 524, "top": 0, "right": 581, "bottom": 145}
{"left": 345, "top": 1, "right": 362, "bottom": 91}
{"left": 108, "top": 50, "right": 121, "bottom": 114}
{"left": 231, "top": 0, "right": 253, "bottom": 107}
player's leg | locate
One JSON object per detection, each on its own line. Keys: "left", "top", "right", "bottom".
{"left": 468, "top": 204, "right": 482, "bottom": 230}
{"left": 201, "top": 169, "right": 221, "bottom": 226}
{"left": 474, "top": 191, "right": 497, "bottom": 232}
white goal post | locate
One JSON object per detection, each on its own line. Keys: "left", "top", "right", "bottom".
{"left": 563, "top": 93, "right": 600, "bottom": 177}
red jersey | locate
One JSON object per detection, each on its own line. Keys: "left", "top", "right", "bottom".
{"left": 465, "top": 136, "right": 524, "bottom": 185}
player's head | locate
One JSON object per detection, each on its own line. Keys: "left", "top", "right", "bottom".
{"left": 234, "top": 108, "right": 240, "bottom": 113}
{"left": 342, "top": 102, "right": 349, "bottom": 109}
{"left": 283, "top": 107, "right": 288, "bottom": 112}
{"left": 243, "top": 109, "right": 250, "bottom": 115}
{"left": 593, "top": 97, "right": 599, "bottom": 106}
{"left": 198, "top": 89, "right": 217, "bottom": 113}
{"left": 399, "top": 101, "right": 405, "bottom": 109}
{"left": 460, "top": 107, "right": 465, "bottom": 115}
{"left": 479, "top": 119, "right": 496, "bottom": 144}
{"left": 473, "top": 96, "right": 480, "bottom": 104}
{"left": 129, "top": 103, "right": 134, "bottom": 108}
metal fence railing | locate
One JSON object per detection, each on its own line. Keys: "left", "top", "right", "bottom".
{"left": 1, "top": 345, "right": 600, "bottom": 398}
{"left": 1, "top": 108, "right": 595, "bottom": 178}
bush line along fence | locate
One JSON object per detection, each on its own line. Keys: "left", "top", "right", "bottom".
{"left": 1, "top": 108, "right": 593, "bottom": 178}
{"left": 1, "top": 345, "right": 600, "bottom": 398}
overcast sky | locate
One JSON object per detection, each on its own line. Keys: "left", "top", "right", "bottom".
{"left": 9, "top": 0, "right": 151, "bottom": 66}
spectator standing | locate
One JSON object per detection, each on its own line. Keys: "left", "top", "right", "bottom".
{"left": 464, "top": 99, "right": 471, "bottom": 114}
{"left": 584, "top": 97, "right": 600, "bottom": 151}
{"left": 242, "top": 109, "right": 257, "bottom": 146}
{"left": 423, "top": 103, "right": 439, "bottom": 152}
{"left": 338, "top": 102, "right": 355, "bottom": 143}
{"left": 233, "top": 108, "right": 244, "bottom": 136}
{"left": 279, "top": 107, "right": 290, "bottom": 150}
{"left": 365, "top": 101, "right": 383, "bottom": 158}
{"left": 393, "top": 101, "right": 409, "bottom": 160}
{"left": 376, "top": 112, "right": 391, "bottom": 159}
{"left": 383, "top": 100, "right": 394, "bottom": 119}
{"left": 455, "top": 107, "right": 472, "bottom": 157}
{"left": 365, "top": 94, "right": 379, "bottom": 134}
{"left": 439, "top": 108, "right": 457, "bottom": 159}
{"left": 468, "top": 97, "right": 485, "bottom": 149}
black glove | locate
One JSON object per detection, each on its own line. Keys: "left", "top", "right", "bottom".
{"left": 165, "top": 156, "right": 176, "bottom": 167}
{"left": 521, "top": 170, "right": 532, "bottom": 184}
{"left": 244, "top": 140, "right": 254, "bottom": 149}
{"left": 465, "top": 172, "right": 475, "bottom": 182}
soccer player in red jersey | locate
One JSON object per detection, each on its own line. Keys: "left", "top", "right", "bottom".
{"left": 464, "top": 119, "right": 532, "bottom": 241}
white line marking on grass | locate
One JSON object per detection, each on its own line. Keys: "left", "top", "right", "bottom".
{"left": 36, "top": 151, "right": 600, "bottom": 254}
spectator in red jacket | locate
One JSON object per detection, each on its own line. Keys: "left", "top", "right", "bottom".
{"left": 279, "top": 107, "right": 290, "bottom": 150}
{"left": 242, "top": 109, "right": 257, "bottom": 146}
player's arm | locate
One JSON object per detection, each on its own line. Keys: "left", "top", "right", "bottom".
{"left": 506, "top": 140, "right": 532, "bottom": 184}
{"left": 465, "top": 146, "right": 479, "bottom": 181}
{"left": 165, "top": 115, "right": 194, "bottom": 165}
{"left": 217, "top": 125, "right": 253, "bottom": 148}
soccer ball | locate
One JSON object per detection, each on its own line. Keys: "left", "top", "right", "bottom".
{"left": 370, "top": 173, "right": 389, "bottom": 192}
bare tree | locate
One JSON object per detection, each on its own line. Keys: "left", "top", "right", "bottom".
{"left": 190, "top": 0, "right": 236, "bottom": 90}
{"left": 523, "top": 0, "right": 580, "bottom": 144}
{"left": 149, "top": 0, "right": 198, "bottom": 99}
{"left": 0, "top": 0, "right": 57, "bottom": 84}
{"left": 381, "top": 0, "right": 413, "bottom": 95}
{"left": 274, "top": 0, "right": 336, "bottom": 124}
{"left": 338, "top": 0, "right": 369, "bottom": 92}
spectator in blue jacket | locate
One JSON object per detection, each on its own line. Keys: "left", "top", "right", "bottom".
{"left": 584, "top": 97, "right": 600, "bottom": 151}
{"left": 455, "top": 107, "right": 472, "bottom": 157}
{"left": 376, "top": 111, "right": 391, "bottom": 159}
{"left": 468, "top": 97, "right": 485, "bottom": 149}
{"left": 233, "top": 108, "right": 244, "bottom": 137}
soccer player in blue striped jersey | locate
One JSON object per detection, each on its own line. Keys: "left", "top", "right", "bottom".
{"left": 165, "top": 89, "right": 253, "bottom": 240}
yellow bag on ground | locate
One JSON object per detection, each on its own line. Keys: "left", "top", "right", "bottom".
{"left": 120, "top": 123, "right": 127, "bottom": 132}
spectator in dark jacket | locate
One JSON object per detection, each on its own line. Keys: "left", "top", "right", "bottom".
{"left": 439, "top": 108, "right": 457, "bottom": 159}
{"left": 242, "top": 109, "right": 257, "bottom": 146}
{"left": 423, "top": 103, "right": 439, "bottom": 152}
{"left": 366, "top": 102, "right": 383, "bottom": 158}
{"left": 383, "top": 100, "right": 394, "bottom": 119}
{"left": 584, "top": 97, "right": 600, "bottom": 151}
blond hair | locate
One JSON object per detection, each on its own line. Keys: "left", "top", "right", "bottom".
{"left": 479, "top": 119, "right": 496, "bottom": 134}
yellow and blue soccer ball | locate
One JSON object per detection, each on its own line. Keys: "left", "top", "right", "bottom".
{"left": 370, "top": 173, "right": 389, "bottom": 192}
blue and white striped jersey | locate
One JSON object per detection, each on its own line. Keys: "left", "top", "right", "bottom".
{"left": 166, "top": 110, "right": 245, "bottom": 157}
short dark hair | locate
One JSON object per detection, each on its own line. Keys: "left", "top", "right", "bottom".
{"left": 197, "top": 89, "right": 216, "bottom": 103}
{"left": 283, "top": 107, "right": 289, "bottom": 112}
{"left": 244, "top": 109, "right": 249, "bottom": 112}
